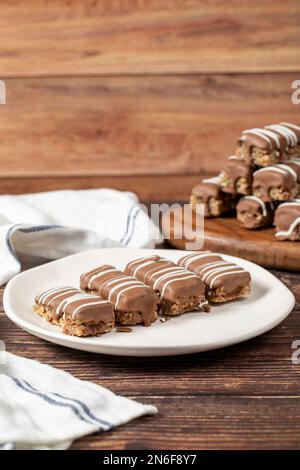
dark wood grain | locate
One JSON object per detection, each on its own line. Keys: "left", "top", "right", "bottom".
{"left": 0, "top": 73, "right": 298, "bottom": 185}
{"left": 70, "top": 397, "right": 300, "bottom": 450}
{"left": 1, "top": 0, "right": 299, "bottom": 449}
{"left": 1, "top": 268, "right": 300, "bottom": 449}
{"left": 0, "top": 0, "right": 299, "bottom": 76}
{"left": 162, "top": 205, "right": 300, "bottom": 270}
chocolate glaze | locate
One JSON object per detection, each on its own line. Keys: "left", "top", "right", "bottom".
{"left": 236, "top": 196, "right": 274, "bottom": 229}
{"left": 124, "top": 255, "right": 205, "bottom": 302}
{"left": 265, "top": 124, "right": 299, "bottom": 150}
{"left": 279, "top": 123, "right": 300, "bottom": 145}
{"left": 80, "top": 265, "right": 158, "bottom": 326}
{"left": 221, "top": 156, "right": 253, "bottom": 194}
{"left": 236, "top": 195, "right": 274, "bottom": 217}
{"left": 192, "top": 180, "right": 222, "bottom": 200}
{"left": 191, "top": 177, "right": 233, "bottom": 217}
{"left": 35, "top": 287, "right": 114, "bottom": 323}
{"left": 239, "top": 127, "right": 283, "bottom": 157}
{"left": 252, "top": 164, "right": 298, "bottom": 201}
{"left": 237, "top": 123, "right": 300, "bottom": 159}
{"left": 274, "top": 201, "right": 300, "bottom": 240}
{"left": 178, "top": 252, "right": 251, "bottom": 294}
{"left": 284, "top": 159, "right": 300, "bottom": 183}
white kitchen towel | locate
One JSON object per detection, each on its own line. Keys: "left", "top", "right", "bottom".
{"left": 0, "top": 189, "right": 163, "bottom": 286}
{"left": 0, "top": 351, "right": 157, "bottom": 450}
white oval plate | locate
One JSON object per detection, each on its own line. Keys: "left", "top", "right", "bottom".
{"left": 3, "top": 248, "right": 295, "bottom": 357}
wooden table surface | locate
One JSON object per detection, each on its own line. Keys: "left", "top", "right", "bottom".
{"left": 1, "top": 266, "right": 300, "bottom": 450}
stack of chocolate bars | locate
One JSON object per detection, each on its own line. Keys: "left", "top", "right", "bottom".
{"left": 34, "top": 253, "right": 251, "bottom": 337}
{"left": 190, "top": 122, "right": 300, "bottom": 241}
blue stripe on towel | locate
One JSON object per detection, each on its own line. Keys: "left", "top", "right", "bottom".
{"left": 18, "top": 225, "right": 62, "bottom": 233}
{"left": 51, "top": 392, "right": 112, "bottom": 430}
{"left": 0, "top": 443, "right": 16, "bottom": 450}
{"left": 122, "top": 206, "right": 140, "bottom": 246}
{"left": 5, "top": 224, "right": 23, "bottom": 260}
{"left": 119, "top": 205, "right": 137, "bottom": 244}
{"left": 23, "top": 380, "right": 112, "bottom": 429}
{"left": 11, "top": 378, "right": 111, "bottom": 430}
{"left": 5, "top": 224, "right": 62, "bottom": 260}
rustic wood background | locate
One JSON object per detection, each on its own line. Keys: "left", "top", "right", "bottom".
{"left": 1, "top": 3, "right": 300, "bottom": 449}
{"left": 0, "top": 0, "right": 299, "bottom": 200}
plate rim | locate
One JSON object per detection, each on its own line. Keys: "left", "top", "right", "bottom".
{"left": 3, "top": 248, "right": 296, "bottom": 356}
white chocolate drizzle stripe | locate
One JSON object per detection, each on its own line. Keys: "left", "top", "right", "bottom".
{"left": 107, "top": 280, "right": 144, "bottom": 302}
{"left": 56, "top": 293, "right": 107, "bottom": 316}
{"left": 145, "top": 264, "right": 174, "bottom": 282}
{"left": 253, "top": 166, "right": 293, "bottom": 178}
{"left": 148, "top": 266, "right": 184, "bottom": 283}
{"left": 161, "top": 274, "right": 199, "bottom": 299}
{"left": 71, "top": 300, "right": 109, "bottom": 319}
{"left": 242, "top": 128, "right": 280, "bottom": 147}
{"left": 280, "top": 122, "right": 300, "bottom": 134}
{"left": 127, "top": 256, "right": 166, "bottom": 270}
{"left": 37, "top": 287, "right": 75, "bottom": 304}
{"left": 202, "top": 176, "right": 221, "bottom": 185}
{"left": 57, "top": 293, "right": 98, "bottom": 314}
{"left": 261, "top": 128, "right": 281, "bottom": 148}
{"left": 102, "top": 275, "right": 142, "bottom": 289}
{"left": 132, "top": 260, "right": 162, "bottom": 278}
{"left": 242, "top": 196, "right": 268, "bottom": 217}
{"left": 277, "top": 201, "right": 300, "bottom": 208}
{"left": 86, "top": 268, "right": 118, "bottom": 289}
{"left": 276, "top": 217, "right": 300, "bottom": 238}
{"left": 198, "top": 261, "right": 235, "bottom": 276}
{"left": 153, "top": 270, "right": 198, "bottom": 290}
{"left": 210, "top": 270, "right": 248, "bottom": 289}
{"left": 228, "top": 155, "right": 243, "bottom": 160}
{"left": 202, "top": 265, "right": 241, "bottom": 283}
{"left": 276, "top": 164, "right": 298, "bottom": 180}
{"left": 44, "top": 289, "right": 79, "bottom": 305}
{"left": 242, "top": 129, "right": 271, "bottom": 145}
{"left": 114, "top": 285, "right": 146, "bottom": 308}
{"left": 99, "top": 275, "right": 125, "bottom": 288}
{"left": 286, "top": 159, "right": 300, "bottom": 167}
{"left": 266, "top": 124, "right": 298, "bottom": 147}
{"left": 180, "top": 253, "right": 217, "bottom": 269}
{"left": 149, "top": 265, "right": 193, "bottom": 280}
{"left": 178, "top": 251, "right": 211, "bottom": 266}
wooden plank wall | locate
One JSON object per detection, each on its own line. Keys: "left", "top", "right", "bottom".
{"left": 0, "top": 0, "right": 299, "bottom": 201}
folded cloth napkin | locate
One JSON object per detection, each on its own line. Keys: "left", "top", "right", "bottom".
{"left": 0, "top": 188, "right": 163, "bottom": 286}
{"left": 0, "top": 350, "right": 157, "bottom": 450}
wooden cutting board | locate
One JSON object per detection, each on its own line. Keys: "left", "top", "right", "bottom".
{"left": 161, "top": 205, "right": 300, "bottom": 271}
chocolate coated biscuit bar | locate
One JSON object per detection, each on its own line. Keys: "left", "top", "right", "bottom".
{"left": 252, "top": 164, "right": 299, "bottom": 202}
{"left": 236, "top": 196, "right": 275, "bottom": 229}
{"left": 190, "top": 176, "right": 234, "bottom": 217}
{"left": 178, "top": 251, "right": 251, "bottom": 303}
{"left": 124, "top": 255, "right": 207, "bottom": 316}
{"left": 236, "top": 123, "right": 300, "bottom": 166}
{"left": 271, "top": 123, "right": 300, "bottom": 157}
{"left": 284, "top": 158, "right": 300, "bottom": 183}
{"left": 274, "top": 200, "right": 300, "bottom": 241}
{"left": 34, "top": 287, "right": 114, "bottom": 337}
{"left": 80, "top": 265, "right": 159, "bottom": 326}
{"left": 220, "top": 156, "right": 253, "bottom": 195}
